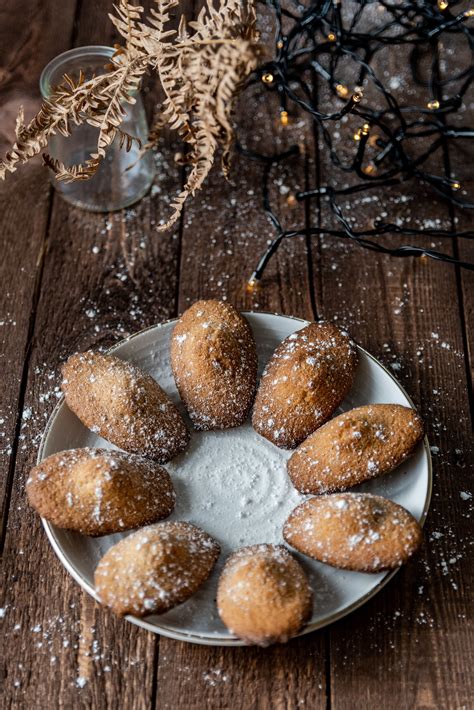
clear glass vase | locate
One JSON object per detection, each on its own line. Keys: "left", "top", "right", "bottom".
{"left": 39, "top": 46, "right": 155, "bottom": 212}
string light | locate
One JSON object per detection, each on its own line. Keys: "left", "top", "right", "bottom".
{"left": 280, "top": 110, "right": 289, "bottom": 126}
{"left": 335, "top": 83, "right": 349, "bottom": 98}
{"left": 244, "top": 0, "right": 474, "bottom": 284}
{"left": 246, "top": 275, "right": 259, "bottom": 293}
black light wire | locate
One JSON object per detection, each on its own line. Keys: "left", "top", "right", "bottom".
{"left": 238, "top": 0, "right": 474, "bottom": 285}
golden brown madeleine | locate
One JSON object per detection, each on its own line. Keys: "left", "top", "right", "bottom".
{"left": 252, "top": 322, "right": 358, "bottom": 448}
{"left": 62, "top": 351, "right": 189, "bottom": 462}
{"left": 27, "top": 448, "right": 176, "bottom": 536}
{"left": 283, "top": 493, "right": 422, "bottom": 573}
{"left": 170, "top": 300, "right": 257, "bottom": 429}
{"left": 95, "top": 522, "right": 220, "bottom": 617}
{"left": 288, "top": 404, "right": 424, "bottom": 494}
{"left": 217, "top": 544, "right": 312, "bottom": 646}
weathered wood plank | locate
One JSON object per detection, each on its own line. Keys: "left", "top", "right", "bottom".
{"left": 155, "top": 59, "right": 326, "bottom": 710}
{"left": 1, "top": 1, "right": 184, "bottom": 707}
{"left": 0, "top": 0, "right": 77, "bottom": 539}
{"left": 308, "top": 31, "right": 474, "bottom": 709}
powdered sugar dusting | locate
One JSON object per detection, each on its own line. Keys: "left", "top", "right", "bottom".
{"left": 37, "top": 314, "right": 431, "bottom": 640}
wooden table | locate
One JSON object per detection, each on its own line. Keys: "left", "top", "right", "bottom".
{"left": 1, "top": 1, "right": 473, "bottom": 707}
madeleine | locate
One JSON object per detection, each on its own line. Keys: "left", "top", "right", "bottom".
{"left": 288, "top": 404, "right": 424, "bottom": 494}
{"left": 95, "top": 522, "right": 220, "bottom": 617}
{"left": 27, "top": 448, "right": 175, "bottom": 536}
{"left": 62, "top": 351, "right": 189, "bottom": 463}
{"left": 217, "top": 544, "right": 312, "bottom": 646}
{"left": 284, "top": 493, "right": 422, "bottom": 573}
{"left": 170, "top": 300, "right": 257, "bottom": 429}
{"left": 252, "top": 322, "right": 358, "bottom": 448}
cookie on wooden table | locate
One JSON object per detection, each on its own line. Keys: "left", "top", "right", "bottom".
{"left": 252, "top": 322, "right": 358, "bottom": 448}
{"left": 283, "top": 493, "right": 422, "bottom": 572}
{"left": 288, "top": 403, "right": 424, "bottom": 494}
{"left": 27, "top": 448, "right": 175, "bottom": 536}
{"left": 217, "top": 544, "right": 312, "bottom": 646}
{"left": 95, "top": 521, "right": 220, "bottom": 617}
{"left": 170, "top": 300, "right": 258, "bottom": 429}
{"left": 62, "top": 351, "right": 189, "bottom": 463}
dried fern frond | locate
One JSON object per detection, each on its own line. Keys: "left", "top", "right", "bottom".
{"left": 0, "top": 0, "right": 259, "bottom": 226}
{"left": 0, "top": 52, "right": 148, "bottom": 180}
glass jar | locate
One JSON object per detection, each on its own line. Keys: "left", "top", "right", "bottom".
{"left": 39, "top": 46, "right": 155, "bottom": 212}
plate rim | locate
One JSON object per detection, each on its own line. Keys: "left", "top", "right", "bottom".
{"left": 38, "top": 311, "right": 432, "bottom": 646}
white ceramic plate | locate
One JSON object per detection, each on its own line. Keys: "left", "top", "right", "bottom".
{"left": 38, "top": 313, "right": 431, "bottom": 646}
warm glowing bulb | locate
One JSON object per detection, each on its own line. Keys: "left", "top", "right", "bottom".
{"left": 246, "top": 277, "right": 259, "bottom": 293}
{"left": 451, "top": 181, "right": 461, "bottom": 190}
{"left": 336, "top": 83, "right": 349, "bottom": 98}
{"left": 277, "top": 40, "right": 284, "bottom": 49}
{"left": 438, "top": 0, "right": 448, "bottom": 9}
{"left": 362, "top": 123, "right": 370, "bottom": 135}
{"left": 328, "top": 32, "right": 336, "bottom": 41}
{"left": 286, "top": 194, "right": 297, "bottom": 207}
{"left": 353, "top": 91, "right": 363, "bottom": 103}
{"left": 262, "top": 73, "right": 274, "bottom": 84}
{"left": 427, "top": 99, "right": 440, "bottom": 110}
{"left": 353, "top": 131, "right": 361, "bottom": 141}
{"left": 363, "top": 162, "right": 376, "bottom": 175}
{"left": 464, "top": 8, "right": 474, "bottom": 16}
{"left": 280, "top": 110, "right": 289, "bottom": 126}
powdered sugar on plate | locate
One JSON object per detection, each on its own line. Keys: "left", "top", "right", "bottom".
{"left": 38, "top": 313, "right": 431, "bottom": 644}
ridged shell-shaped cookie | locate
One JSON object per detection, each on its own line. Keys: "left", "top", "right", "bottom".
{"left": 94, "top": 522, "right": 220, "bottom": 617}
{"left": 217, "top": 544, "right": 312, "bottom": 646}
{"left": 170, "top": 300, "right": 258, "bottom": 429}
{"left": 62, "top": 351, "right": 189, "bottom": 463}
{"left": 283, "top": 494, "right": 422, "bottom": 572}
{"left": 252, "top": 322, "right": 358, "bottom": 448}
{"left": 27, "top": 448, "right": 175, "bottom": 536}
{"left": 288, "top": 404, "right": 424, "bottom": 494}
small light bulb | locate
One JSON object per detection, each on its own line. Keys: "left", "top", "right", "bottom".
{"left": 438, "top": 0, "right": 448, "bottom": 9}
{"left": 246, "top": 276, "right": 259, "bottom": 293}
{"left": 262, "top": 73, "right": 274, "bottom": 84}
{"left": 286, "top": 194, "right": 297, "bottom": 207}
{"left": 451, "top": 181, "right": 461, "bottom": 190}
{"left": 362, "top": 123, "right": 370, "bottom": 135}
{"left": 363, "top": 162, "right": 376, "bottom": 175}
{"left": 427, "top": 99, "right": 440, "bottom": 110}
{"left": 353, "top": 91, "right": 363, "bottom": 103}
{"left": 336, "top": 83, "right": 349, "bottom": 98}
{"left": 280, "top": 110, "right": 289, "bottom": 126}
{"left": 327, "top": 32, "right": 336, "bottom": 41}
{"left": 353, "top": 131, "right": 361, "bottom": 141}
{"left": 277, "top": 40, "right": 284, "bottom": 49}
{"left": 464, "top": 8, "right": 474, "bottom": 16}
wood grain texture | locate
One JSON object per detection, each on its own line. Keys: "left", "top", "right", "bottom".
{"left": 0, "top": 0, "right": 472, "bottom": 708}
{"left": 152, "top": 6, "right": 326, "bottom": 706}
{"left": 309, "top": 33, "right": 474, "bottom": 710}
{"left": 1, "top": 1, "right": 182, "bottom": 707}
{"left": 0, "top": 0, "right": 76, "bottom": 541}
